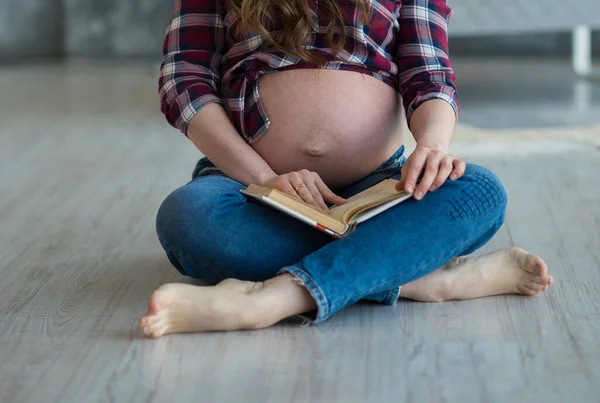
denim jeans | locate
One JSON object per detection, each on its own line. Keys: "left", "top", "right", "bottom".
{"left": 156, "top": 145, "right": 507, "bottom": 323}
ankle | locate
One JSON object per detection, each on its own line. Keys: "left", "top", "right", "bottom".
{"left": 235, "top": 287, "right": 275, "bottom": 329}
{"left": 438, "top": 256, "right": 488, "bottom": 301}
{"left": 401, "top": 262, "right": 462, "bottom": 302}
{"left": 242, "top": 281, "right": 300, "bottom": 329}
{"left": 436, "top": 260, "right": 464, "bottom": 300}
{"left": 253, "top": 274, "right": 318, "bottom": 325}
{"left": 401, "top": 276, "right": 447, "bottom": 302}
{"left": 433, "top": 276, "right": 451, "bottom": 302}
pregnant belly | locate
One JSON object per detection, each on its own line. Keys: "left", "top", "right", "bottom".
{"left": 251, "top": 69, "right": 406, "bottom": 188}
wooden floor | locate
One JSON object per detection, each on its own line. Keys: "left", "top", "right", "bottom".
{"left": 1, "top": 60, "right": 600, "bottom": 403}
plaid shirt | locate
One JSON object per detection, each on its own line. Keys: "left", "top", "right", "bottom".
{"left": 159, "top": 0, "right": 459, "bottom": 143}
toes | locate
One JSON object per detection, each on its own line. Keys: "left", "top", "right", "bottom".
{"left": 531, "top": 275, "right": 553, "bottom": 287}
{"left": 520, "top": 279, "right": 554, "bottom": 296}
{"left": 147, "top": 285, "right": 177, "bottom": 315}
{"left": 140, "top": 318, "right": 169, "bottom": 338}
{"left": 526, "top": 281, "right": 545, "bottom": 292}
{"left": 519, "top": 284, "right": 540, "bottom": 296}
{"left": 521, "top": 272, "right": 556, "bottom": 296}
{"left": 530, "top": 255, "right": 548, "bottom": 277}
{"left": 149, "top": 325, "right": 169, "bottom": 338}
{"left": 540, "top": 277, "right": 553, "bottom": 292}
{"left": 148, "top": 293, "right": 162, "bottom": 315}
{"left": 511, "top": 247, "right": 548, "bottom": 277}
{"left": 139, "top": 314, "right": 162, "bottom": 328}
{"left": 523, "top": 254, "right": 547, "bottom": 277}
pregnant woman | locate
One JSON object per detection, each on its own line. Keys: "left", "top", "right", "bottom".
{"left": 140, "top": 0, "right": 553, "bottom": 337}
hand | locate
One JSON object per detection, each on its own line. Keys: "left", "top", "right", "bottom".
{"left": 396, "top": 144, "right": 466, "bottom": 200}
{"left": 259, "top": 169, "right": 347, "bottom": 212}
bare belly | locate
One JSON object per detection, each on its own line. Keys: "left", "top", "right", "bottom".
{"left": 251, "top": 69, "right": 406, "bottom": 188}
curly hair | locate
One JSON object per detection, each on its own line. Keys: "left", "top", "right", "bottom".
{"left": 228, "top": 0, "right": 373, "bottom": 63}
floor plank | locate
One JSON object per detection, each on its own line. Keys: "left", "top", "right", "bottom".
{"left": 1, "top": 60, "right": 600, "bottom": 403}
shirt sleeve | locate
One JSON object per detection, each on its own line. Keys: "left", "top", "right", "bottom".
{"left": 396, "top": 0, "right": 460, "bottom": 126}
{"left": 159, "top": 0, "right": 226, "bottom": 136}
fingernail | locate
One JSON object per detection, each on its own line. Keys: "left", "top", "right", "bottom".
{"left": 430, "top": 185, "right": 437, "bottom": 191}
{"left": 406, "top": 185, "right": 413, "bottom": 193}
{"left": 415, "top": 191, "right": 423, "bottom": 199}
{"left": 450, "top": 174, "right": 458, "bottom": 180}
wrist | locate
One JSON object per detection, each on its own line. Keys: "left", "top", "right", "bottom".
{"left": 255, "top": 170, "right": 278, "bottom": 186}
{"left": 416, "top": 138, "right": 450, "bottom": 153}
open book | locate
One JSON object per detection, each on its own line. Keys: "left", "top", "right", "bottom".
{"left": 239, "top": 179, "right": 412, "bottom": 238}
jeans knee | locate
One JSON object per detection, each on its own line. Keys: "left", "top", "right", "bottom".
{"left": 156, "top": 186, "right": 200, "bottom": 267}
{"left": 156, "top": 178, "right": 236, "bottom": 263}
{"left": 448, "top": 164, "right": 507, "bottom": 222}
{"left": 156, "top": 178, "right": 291, "bottom": 281}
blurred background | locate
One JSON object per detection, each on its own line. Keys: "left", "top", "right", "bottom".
{"left": 1, "top": 0, "right": 600, "bottom": 59}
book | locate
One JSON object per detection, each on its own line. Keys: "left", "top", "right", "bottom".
{"left": 239, "top": 179, "right": 412, "bottom": 238}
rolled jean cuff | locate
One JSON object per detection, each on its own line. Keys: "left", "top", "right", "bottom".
{"left": 383, "top": 286, "right": 402, "bottom": 305}
{"left": 277, "top": 265, "right": 330, "bottom": 324}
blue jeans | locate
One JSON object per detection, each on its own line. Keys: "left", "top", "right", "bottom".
{"left": 156, "top": 146, "right": 507, "bottom": 323}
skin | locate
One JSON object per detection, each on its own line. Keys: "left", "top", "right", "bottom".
{"left": 396, "top": 99, "right": 465, "bottom": 199}
{"left": 261, "top": 99, "right": 463, "bottom": 205}
{"left": 261, "top": 170, "right": 347, "bottom": 213}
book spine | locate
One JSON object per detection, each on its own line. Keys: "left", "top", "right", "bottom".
{"left": 250, "top": 194, "right": 343, "bottom": 238}
{"left": 315, "top": 223, "right": 340, "bottom": 238}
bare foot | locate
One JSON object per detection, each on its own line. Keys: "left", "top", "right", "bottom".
{"left": 139, "top": 279, "right": 270, "bottom": 338}
{"left": 139, "top": 275, "right": 316, "bottom": 338}
{"left": 400, "top": 247, "right": 554, "bottom": 302}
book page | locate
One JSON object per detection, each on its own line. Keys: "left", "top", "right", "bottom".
{"left": 328, "top": 179, "right": 406, "bottom": 223}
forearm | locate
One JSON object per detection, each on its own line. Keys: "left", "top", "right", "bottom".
{"left": 409, "top": 99, "right": 456, "bottom": 152}
{"left": 187, "top": 103, "right": 277, "bottom": 186}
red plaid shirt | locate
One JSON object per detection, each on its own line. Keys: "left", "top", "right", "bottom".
{"left": 159, "top": 0, "right": 459, "bottom": 143}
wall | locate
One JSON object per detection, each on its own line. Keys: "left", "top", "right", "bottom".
{"left": 64, "top": 0, "right": 172, "bottom": 58}
{"left": 0, "top": 0, "right": 599, "bottom": 60}
{"left": 0, "top": 0, "right": 63, "bottom": 59}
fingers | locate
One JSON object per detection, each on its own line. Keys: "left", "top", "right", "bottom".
{"left": 401, "top": 150, "right": 427, "bottom": 194}
{"left": 314, "top": 175, "right": 347, "bottom": 206}
{"left": 395, "top": 146, "right": 467, "bottom": 199}
{"left": 288, "top": 171, "right": 322, "bottom": 211}
{"left": 269, "top": 169, "right": 346, "bottom": 212}
{"left": 430, "top": 156, "right": 454, "bottom": 192}
{"left": 414, "top": 151, "right": 444, "bottom": 200}
{"left": 396, "top": 160, "right": 411, "bottom": 191}
{"left": 451, "top": 159, "right": 466, "bottom": 180}
{"left": 304, "top": 177, "right": 329, "bottom": 212}
{"left": 277, "top": 180, "right": 305, "bottom": 203}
